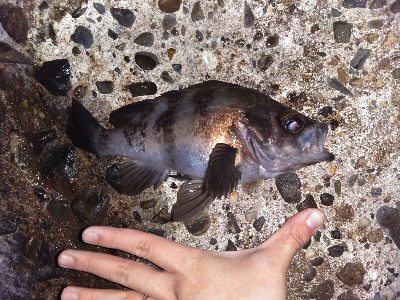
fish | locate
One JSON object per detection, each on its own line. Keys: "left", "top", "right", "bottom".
{"left": 67, "top": 80, "right": 334, "bottom": 222}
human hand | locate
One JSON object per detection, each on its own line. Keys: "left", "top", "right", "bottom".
{"left": 58, "top": 208, "right": 325, "bottom": 300}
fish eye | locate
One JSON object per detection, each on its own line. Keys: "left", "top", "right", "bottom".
{"left": 281, "top": 115, "right": 304, "bottom": 133}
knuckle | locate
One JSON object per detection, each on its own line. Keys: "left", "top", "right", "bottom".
{"left": 287, "top": 227, "right": 307, "bottom": 250}
{"left": 81, "top": 256, "right": 96, "bottom": 273}
{"left": 134, "top": 238, "right": 151, "bottom": 259}
{"left": 112, "top": 264, "right": 130, "bottom": 286}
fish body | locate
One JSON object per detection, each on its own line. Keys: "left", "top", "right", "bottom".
{"left": 67, "top": 81, "right": 334, "bottom": 221}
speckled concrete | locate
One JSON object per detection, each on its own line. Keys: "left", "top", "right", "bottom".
{"left": 0, "top": 0, "right": 400, "bottom": 299}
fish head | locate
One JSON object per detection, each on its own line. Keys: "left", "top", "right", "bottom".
{"left": 244, "top": 103, "right": 334, "bottom": 174}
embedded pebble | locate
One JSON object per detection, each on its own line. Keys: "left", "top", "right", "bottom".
{"left": 391, "top": 0, "right": 400, "bottom": 13}
{"left": 162, "top": 14, "right": 177, "bottom": 31}
{"left": 172, "top": 63, "right": 182, "bottom": 74}
{"left": 105, "top": 163, "right": 122, "bottom": 193}
{"left": 328, "top": 244, "right": 345, "bottom": 257}
{"left": 128, "top": 81, "right": 157, "bottom": 97}
{"left": 310, "top": 280, "right": 334, "bottom": 299}
{"left": 0, "top": 217, "right": 17, "bottom": 235}
{"left": 350, "top": 49, "right": 371, "bottom": 71}
{"left": 367, "top": 228, "right": 384, "bottom": 243}
{"left": 337, "top": 290, "right": 360, "bottom": 300}
{"left": 72, "top": 46, "right": 81, "bottom": 55}
{"left": 0, "top": 4, "right": 29, "bottom": 44}
{"left": 228, "top": 191, "right": 238, "bottom": 204}
{"left": 253, "top": 216, "right": 265, "bottom": 232}
{"left": 135, "top": 52, "right": 159, "bottom": 70}
{"left": 304, "top": 248, "right": 317, "bottom": 260}
{"left": 320, "top": 193, "right": 334, "bottom": 206}
{"left": 318, "top": 106, "right": 333, "bottom": 118}
{"left": 191, "top": 1, "right": 205, "bottom": 22}
{"left": 93, "top": 2, "right": 105, "bottom": 14}
{"left": 310, "top": 256, "right": 324, "bottom": 266}
{"left": 331, "top": 228, "right": 342, "bottom": 239}
{"left": 160, "top": 71, "right": 174, "bottom": 84}
{"left": 335, "top": 204, "right": 355, "bottom": 222}
{"left": 151, "top": 207, "right": 171, "bottom": 224}
{"left": 257, "top": 54, "right": 274, "bottom": 72}
{"left": 158, "top": 0, "right": 182, "bottom": 13}
{"left": 337, "top": 67, "right": 350, "bottom": 84}
{"left": 265, "top": 34, "right": 279, "bottom": 48}
{"left": 134, "top": 32, "right": 154, "bottom": 47}
{"left": 243, "top": 1, "right": 255, "bottom": 28}
{"left": 34, "top": 59, "right": 72, "bottom": 96}
{"left": 225, "top": 239, "right": 237, "bottom": 251}
{"left": 148, "top": 228, "right": 167, "bottom": 237}
{"left": 227, "top": 212, "right": 241, "bottom": 233}
{"left": 31, "top": 129, "right": 58, "bottom": 153}
{"left": 369, "top": 0, "right": 387, "bottom": 8}
{"left": 70, "top": 26, "right": 93, "bottom": 49}
{"left": 357, "top": 216, "right": 371, "bottom": 229}
{"left": 22, "top": 233, "right": 43, "bottom": 260}
{"left": 210, "top": 238, "right": 217, "bottom": 245}
{"left": 297, "top": 194, "right": 318, "bottom": 212}
{"left": 96, "top": 81, "right": 114, "bottom": 94}
{"left": 336, "top": 262, "right": 366, "bottom": 286}
{"left": 367, "top": 19, "right": 384, "bottom": 29}
{"left": 342, "top": 0, "right": 368, "bottom": 8}
{"left": 245, "top": 211, "right": 257, "bottom": 222}
{"left": 0, "top": 42, "right": 33, "bottom": 64}
{"left": 275, "top": 172, "right": 301, "bottom": 203}
{"left": 71, "top": 6, "right": 87, "bottom": 18}
{"left": 47, "top": 200, "right": 75, "bottom": 222}
{"left": 392, "top": 68, "right": 400, "bottom": 79}
{"left": 331, "top": 8, "right": 342, "bottom": 17}
{"left": 33, "top": 187, "right": 48, "bottom": 202}
{"left": 370, "top": 187, "right": 382, "bottom": 197}
{"left": 108, "top": 29, "right": 118, "bottom": 40}
{"left": 184, "top": 211, "right": 211, "bottom": 236}
{"left": 376, "top": 206, "right": 400, "bottom": 249}
{"left": 36, "top": 243, "right": 65, "bottom": 281}
{"left": 71, "top": 187, "right": 110, "bottom": 225}
{"left": 347, "top": 174, "right": 358, "bottom": 187}
{"left": 140, "top": 199, "right": 157, "bottom": 209}
{"left": 382, "top": 30, "right": 395, "bottom": 47}
{"left": 333, "top": 21, "right": 352, "bottom": 43}
{"left": 334, "top": 180, "right": 341, "bottom": 196}
{"left": 73, "top": 85, "right": 86, "bottom": 99}
{"left": 37, "top": 144, "right": 77, "bottom": 179}
{"left": 110, "top": 7, "right": 135, "bottom": 28}
{"left": 326, "top": 78, "right": 354, "bottom": 97}
{"left": 303, "top": 267, "right": 317, "bottom": 282}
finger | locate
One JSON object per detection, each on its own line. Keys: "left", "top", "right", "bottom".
{"left": 81, "top": 226, "right": 197, "bottom": 272}
{"left": 61, "top": 286, "right": 155, "bottom": 300}
{"left": 260, "top": 208, "right": 325, "bottom": 266}
{"left": 58, "top": 250, "right": 174, "bottom": 300}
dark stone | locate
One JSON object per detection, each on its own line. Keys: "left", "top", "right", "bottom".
{"left": 370, "top": 187, "right": 382, "bottom": 197}
{"left": 39, "top": 1, "right": 49, "bottom": 10}
{"left": 128, "top": 81, "right": 157, "bottom": 97}
{"left": 72, "top": 46, "right": 81, "bottom": 56}
{"left": 148, "top": 228, "right": 167, "bottom": 237}
{"left": 134, "top": 32, "right": 154, "bottom": 47}
{"left": 331, "top": 8, "right": 342, "bottom": 17}
{"left": 33, "top": 187, "right": 48, "bottom": 202}
{"left": 369, "top": 0, "right": 387, "bottom": 8}
{"left": 367, "top": 19, "right": 384, "bottom": 29}
{"left": 184, "top": 212, "right": 211, "bottom": 236}
{"left": 330, "top": 119, "right": 340, "bottom": 131}
{"left": 335, "top": 204, "right": 355, "bottom": 222}
{"left": 350, "top": 49, "right": 371, "bottom": 71}
{"left": 133, "top": 211, "right": 142, "bottom": 223}
{"left": 320, "top": 193, "right": 334, "bottom": 206}
{"left": 304, "top": 267, "right": 317, "bottom": 282}
{"left": 334, "top": 180, "right": 342, "bottom": 196}
{"left": 161, "top": 71, "right": 174, "bottom": 84}
{"left": 96, "top": 81, "right": 114, "bottom": 94}
{"left": 135, "top": 52, "right": 159, "bottom": 70}
{"left": 162, "top": 14, "right": 177, "bottom": 31}
{"left": 73, "top": 85, "right": 86, "bottom": 99}
{"left": 47, "top": 200, "right": 75, "bottom": 222}
{"left": 303, "top": 239, "right": 311, "bottom": 249}
{"left": 70, "top": 26, "right": 94, "bottom": 49}
{"left": 158, "top": 0, "right": 182, "bottom": 13}
{"left": 0, "top": 181, "right": 11, "bottom": 193}
{"left": 71, "top": 6, "right": 87, "bottom": 18}
{"left": 71, "top": 187, "right": 110, "bottom": 225}
{"left": 318, "top": 106, "right": 333, "bottom": 117}
{"left": 0, "top": 4, "right": 29, "bottom": 44}
{"left": 36, "top": 243, "right": 65, "bottom": 281}
{"left": 124, "top": 56, "right": 130, "bottom": 63}
{"left": 37, "top": 144, "right": 77, "bottom": 179}
{"left": 170, "top": 182, "right": 178, "bottom": 189}
{"left": 0, "top": 42, "right": 33, "bottom": 64}
{"left": 336, "top": 262, "right": 366, "bottom": 286}
{"left": 257, "top": 54, "right": 274, "bottom": 71}
{"left": 151, "top": 207, "right": 171, "bottom": 224}
{"left": 210, "top": 238, "right": 217, "bottom": 245}
{"left": 347, "top": 174, "right": 358, "bottom": 187}
{"left": 0, "top": 101, "right": 7, "bottom": 123}
{"left": 0, "top": 217, "right": 17, "bottom": 235}
{"left": 108, "top": 29, "right": 118, "bottom": 40}
{"left": 328, "top": 244, "right": 345, "bottom": 257}
{"left": 116, "top": 42, "right": 126, "bottom": 51}
{"left": 327, "top": 78, "right": 353, "bottom": 97}
{"left": 105, "top": 163, "right": 122, "bottom": 193}
{"left": 191, "top": 1, "right": 205, "bottom": 22}
{"left": 376, "top": 206, "right": 400, "bottom": 228}
{"left": 275, "top": 173, "right": 302, "bottom": 203}
{"left": 297, "top": 194, "right": 318, "bottom": 212}
{"left": 196, "top": 29, "right": 204, "bottom": 41}
{"left": 331, "top": 228, "right": 342, "bottom": 239}
{"left": 333, "top": 21, "right": 352, "bottom": 43}
{"left": 172, "top": 63, "right": 182, "bottom": 74}
{"left": 310, "top": 256, "right": 324, "bottom": 266}
{"left": 244, "top": 1, "right": 255, "bottom": 28}
{"left": 22, "top": 233, "right": 43, "bottom": 260}
{"left": 34, "top": 59, "right": 72, "bottom": 96}
{"left": 342, "top": 0, "right": 368, "bottom": 8}
{"left": 227, "top": 212, "right": 241, "bottom": 233}
{"left": 310, "top": 280, "right": 335, "bottom": 299}
{"left": 31, "top": 130, "right": 59, "bottom": 153}
{"left": 392, "top": 68, "right": 400, "bottom": 79}
{"left": 253, "top": 216, "right": 266, "bottom": 232}
{"left": 93, "top": 2, "right": 105, "bottom": 14}
{"left": 390, "top": 0, "right": 400, "bottom": 13}
{"left": 110, "top": 7, "right": 135, "bottom": 28}
{"left": 140, "top": 199, "right": 157, "bottom": 209}
{"left": 266, "top": 34, "right": 279, "bottom": 48}
{"left": 225, "top": 239, "right": 237, "bottom": 251}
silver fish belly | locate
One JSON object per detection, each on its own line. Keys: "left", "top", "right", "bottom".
{"left": 67, "top": 80, "right": 334, "bottom": 221}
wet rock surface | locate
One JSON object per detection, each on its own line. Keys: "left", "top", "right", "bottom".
{"left": 184, "top": 212, "right": 211, "bottom": 236}
{"left": 0, "top": 4, "right": 29, "bottom": 44}
{"left": 128, "top": 81, "right": 157, "bottom": 97}
{"left": 37, "top": 144, "right": 77, "bottom": 179}
{"left": 33, "top": 59, "right": 72, "bottom": 96}
{"left": 0, "top": 42, "right": 33, "bottom": 64}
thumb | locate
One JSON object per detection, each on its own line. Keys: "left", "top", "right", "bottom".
{"left": 260, "top": 208, "right": 325, "bottom": 267}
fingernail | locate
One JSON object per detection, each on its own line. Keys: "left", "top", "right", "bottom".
{"left": 61, "top": 288, "right": 78, "bottom": 300}
{"left": 306, "top": 210, "right": 325, "bottom": 232}
{"left": 82, "top": 228, "right": 98, "bottom": 244}
{"left": 58, "top": 253, "right": 74, "bottom": 268}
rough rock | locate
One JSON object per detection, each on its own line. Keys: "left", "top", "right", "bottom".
{"left": 70, "top": 26, "right": 94, "bottom": 49}
{"left": 33, "top": 59, "right": 72, "bottom": 96}
{"left": 275, "top": 173, "right": 302, "bottom": 203}
{"left": 310, "top": 280, "right": 335, "bottom": 299}
{"left": 0, "top": 42, "right": 33, "bottom": 64}
{"left": 336, "top": 262, "right": 366, "bottom": 286}
{"left": 0, "top": 4, "right": 29, "bottom": 44}
{"left": 184, "top": 212, "right": 211, "bottom": 236}
{"left": 37, "top": 144, "right": 77, "bottom": 179}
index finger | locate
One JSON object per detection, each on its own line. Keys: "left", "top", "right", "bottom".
{"left": 82, "top": 226, "right": 198, "bottom": 272}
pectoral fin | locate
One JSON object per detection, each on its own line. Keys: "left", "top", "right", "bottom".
{"left": 115, "top": 160, "right": 169, "bottom": 196}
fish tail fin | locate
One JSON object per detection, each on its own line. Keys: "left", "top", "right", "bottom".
{"left": 67, "top": 98, "right": 103, "bottom": 156}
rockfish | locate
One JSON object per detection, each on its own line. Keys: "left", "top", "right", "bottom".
{"left": 67, "top": 81, "right": 334, "bottom": 221}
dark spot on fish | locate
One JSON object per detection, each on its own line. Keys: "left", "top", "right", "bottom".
{"left": 193, "top": 90, "right": 213, "bottom": 117}
{"left": 155, "top": 98, "right": 178, "bottom": 144}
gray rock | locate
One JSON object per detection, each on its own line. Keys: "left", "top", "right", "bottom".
{"left": 134, "top": 32, "right": 154, "bottom": 47}
{"left": 369, "top": 0, "right": 387, "bottom": 8}
{"left": 310, "top": 280, "right": 334, "bottom": 299}
{"left": 191, "top": 1, "right": 205, "bottom": 22}
{"left": 158, "top": 0, "right": 182, "bottom": 13}
{"left": 326, "top": 78, "right": 354, "bottom": 97}
{"left": 320, "top": 193, "right": 334, "bottom": 206}
{"left": 225, "top": 239, "right": 237, "bottom": 251}
{"left": 253, "top": 216, "right": 265, "bottom": 232}
{"left": 96, "top": 81, "right": 114, "bottom": 94}
{"left": 140, "top": 199, "right": 157, "bottom": 209}
{"left": 34, "top": 59, "right": 72, "bottom": 96}
{"left": 327, "top": 244, "right": 345, "bottom": 257}
{"left": 336, "top": 262, "right": 366, "bottom": 286}
{"left": 93, "top": 2, "right": 105, "bottom": 14}
{"left": 350, "top": 49, "right": 371, "bottom": 71}
{"left": 162, "top": 14, "right": 177, "bottom": 31}
{"left": 392, "top": 68, "right": 400, "bottom": 79}
{"left": 128, "top": 81, "right": 157, "bottom": 97}
{"left": 275, "top": 172, "right": 301, "bottom": 203}
{"left": 391, "top": 0, "right": 400, "bottom": 13}
{"left": 304, "top": 267, "right": 317, "bottom": 282}
{"left": 135, "top": 52, "right": 159, "bottom": 70}
{"left": 70, "top": 26, "right": 93, "bottom": 49}
{"left": 342, "top": 0, "right": 368, "bottom": 8}
{"left": 110, "top": 7, "right": 135, "bottom": 28}
{"left": 244, "top": 1, "right": 255, "bottom": 28}
{"left": 297, "top": 194, "right": 318, "bottom": 211}
{"left": 333, "top": 21, "right": 352, "bottom": 43}
{"left": 227, "top": 212, "right": 241, "bottom": 233}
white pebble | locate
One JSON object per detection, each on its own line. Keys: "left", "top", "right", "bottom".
{"left": 245, "top": 211, "right": 257, "bottom": 222}
{"left": 314, "top": 242, "right": 323, "bottom": 251}
{"left": 229, "top": 191, "right": 238, "bottom": 203}
{"left": 304, "top": 248, "right": 316, "bottom": 260}
{"left": 357, "top": 216, "right": 371, "bottom": 229}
